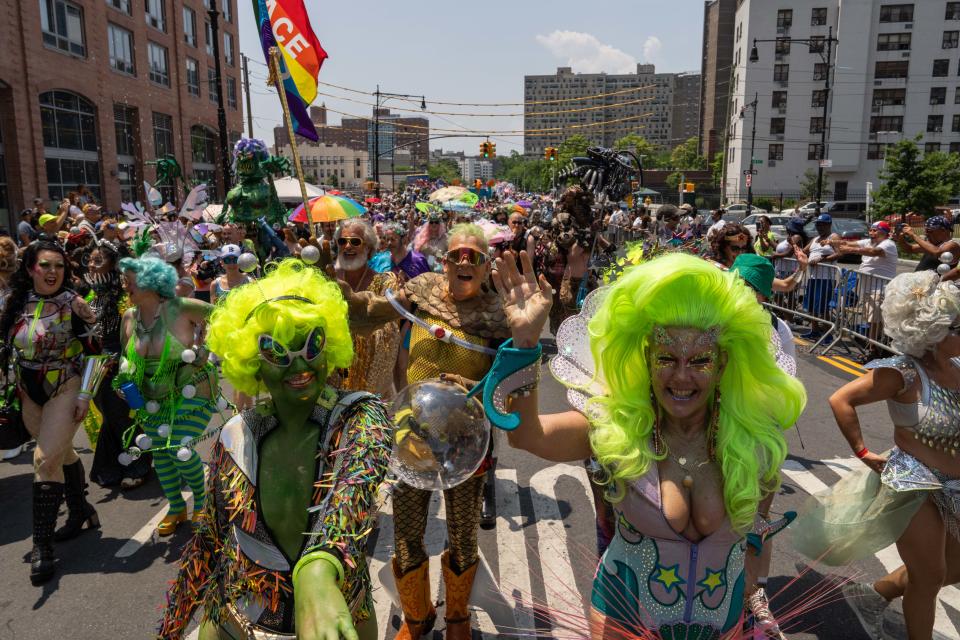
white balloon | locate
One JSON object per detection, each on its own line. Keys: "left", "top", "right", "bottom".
{"left": 157, "top": 423, "right": 170, "bottom": 438}
{"left": 118, "top": 452, "right": 133, "bottom": 466}
{"left": 300, "top": 245, "right": 320, "bottom": 265}
{"left": 181, "top": 436, "right": 194, "bottom": 446}
{"left": 145, "top": 400, "right": 160, "bottom": 415}
{"left": 182, "top": 384, "right": 197, "bottom": 399}
{"left": 176, "top": 447, "right": 192, "bottom": 462}
{"left": 238, "top": 252, "right": 259, "bottom": 273}
{"left": 135, "top": 434, "right": 152, "bottom": 450}
{"left": 216, "top": 397, "right": 230, "bottom": 412}
{"left": 181, "top": 348, "right": 197, "bottom": 364}
{"left": 938, "top": 263, "right": 952, "bottom": 275}
{"left": 941, "top": 252, "right": 955, "bottom": 264}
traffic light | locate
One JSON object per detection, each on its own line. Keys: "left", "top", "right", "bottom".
{"left": 544, "top": 147, "right": 558, "bottom": 161}
{"left": 480, "top": 142, "right": 488, "bottom": 157}
{"left": 480, "top": 141, "right": 492, "bottom": 158}
{"left": 489, "top": 142, "right": 496, "bottom": 158}
{"left": 684, "top": 183, "right": 695, "bottom": 193}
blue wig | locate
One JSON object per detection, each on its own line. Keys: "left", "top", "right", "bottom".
{"left": 119, "top": 256, "right": 178, "bottom": 299}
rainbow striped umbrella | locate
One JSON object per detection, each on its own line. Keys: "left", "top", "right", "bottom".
{"left": 288, "top": 195, "right": 366, "bottom": 223}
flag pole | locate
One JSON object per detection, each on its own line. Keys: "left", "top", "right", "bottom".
{"left": 268, "top": 46, "right": 313, "bottom": 236}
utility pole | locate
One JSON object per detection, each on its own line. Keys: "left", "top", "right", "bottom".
{"left": 746, "top": 93, "right": 758, "bottom": 215}
{"left": 208, "top": 7, "right": 231, "bottom": 196}
{"left": 373, "top": 85, "right": 380, "bottom": 196}
{"left": 814, "top": 25, "right": 834, "bottom": 216}
{"left": 241, "top": 53, "right": 253, "bottom": 139}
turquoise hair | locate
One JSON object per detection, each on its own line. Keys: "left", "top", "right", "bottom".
{"left": 119, "top": 256, "right": 177, "bottom": 299}
{"left": 588, "top": 253, "right": 806, "bottom": 533}
{"left": 205, "top": 259, "right": 353, "bottom": 396}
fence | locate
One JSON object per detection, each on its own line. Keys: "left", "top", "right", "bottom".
{"left": 769, "top": 257, "right": 897, "bottom": 357}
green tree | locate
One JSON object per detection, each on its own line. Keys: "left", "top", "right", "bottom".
{"left": 428, "top": 158, "right": 461, "bottom": 184}
{"left": 799, "top": 168, "right": 832, "bottom": 202}
{"left": 614, "top": 134, "right": 670, "bottom": 169}
{"left": 709, "top": 151, "right": 724, "bottom": 188}
{"left": 327, "top": 173, "right": 339, "bottom": 188}
{"left": 873, "top": 136, "right": 960, "bottom": 216}
{"left": 558, "top": 135, "right": 591, "bottom": 165}
{"left": 669, "top": 137, "right": 707, "bottom": 170}
{"left": 665, "top": 171, "right": 683, "bottom": 191}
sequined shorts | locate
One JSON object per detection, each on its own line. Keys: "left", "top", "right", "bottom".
{"left": 883, "top": 448, "right": 960, "bottom": 541}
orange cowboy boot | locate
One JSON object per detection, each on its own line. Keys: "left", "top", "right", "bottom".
{"left": 440, "top": 550, "right": 479, "bottom": 640}
{"left": 393, "top": 557, "right": 437, "bottom": 640}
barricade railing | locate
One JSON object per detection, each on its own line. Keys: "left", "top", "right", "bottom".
{"left": 767, "top": 258, "right": 898, "bottom": 357}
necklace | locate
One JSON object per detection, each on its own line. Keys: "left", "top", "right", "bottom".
{"left": 668, "top": 452, "right": 711, "bottom": 489}
{"left": 341, "top": 264, "right": 371, "bottom": 292}
{"left": 135, "top": 303, "right": 163, "bottom": 336}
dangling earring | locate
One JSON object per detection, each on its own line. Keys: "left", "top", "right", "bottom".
{"left": 708, "top": 387, "right": 720, "bottom": 461}
{"left": 651, "top": 392, "right": 665, "bottom": 456}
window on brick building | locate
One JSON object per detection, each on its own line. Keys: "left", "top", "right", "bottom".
{"left": 186, "top": 58, "right": 200, "bottom": 97}
{"left": 810, "top": 117, "right": 825, "bottom": 134}
{"left": 105, "top": 0, "right": 130, "bottom": 15}
{"left": 114, "top": 104, "right": 138, "bottom": 202}
{"left": 223, "top": 33, "right": 234, "bottom": 66}
{"left": 227, "top": 77, "right": 237, "bottom": 109}
{"left": 183, "top": 7, "right": 197, "bottom": 47}
{"left": 932, "top": 87, "right": 947, "bottom": 105}
{"left": 777, "top": 9, "right": 792, "bottom": 29}
{"left": 934, "top": 59, "right": 950, "bottom": 77}
{"left": 40, "top": 0, "right": 86, "bottom": 57}
{"left": 152, "top": 112, "right": 174, "bottom": 158}
{"left": 773, "top": 64, "right": 789, "bottom": 82}
{"left": 768, "top": 144, "right": 784, "bottom": 161}
{"left": 874, "top": 88, "right": 906, "bottom": 106}
{"left": 770, "top": 118, "right": 785, "bottom": 135}
{"left": 205, "top": 20, "right": 214, "bottom": 56}
{"left": 222, "top": 0, "right": 232, "bottom": 23}
{"left": 945, "top": 31, "right": 960, "bottom": 49}
{"left": 107, "top": 23, "right": 134, "bottom": 75}
{"left": 808, "top": 144, "right": 824, "bottom": 160}
{"left": 41, "top": 91, "right": 100, "bottom": 201}
{"left": 772, "top": 91, "right": 787, "bottom": 109}
{"left": 953, "top": 114, "right": 960, "bottom": 132}
{"left": 949, "top": 3, "right": 960, "bottom": 20}
{"left": 871, "top": 115, "right": 904, "bottom": 132}
{"left": 876, "top": 60, "right": 910, "bottom": 78}
{"left": 208, "top": 69, "right": 220, "bottom": 104}
{"left": 148, "top": 42, "right": 169, "bottom": 86}
{"left": 928, "top": 115, "right": 945, "bottom": 132}
{"left": 812, "top": 8, "right": 827, "bottom": 25}
{"left": 877, "top": 33, "right": 911, "bottom": 51}
{"left": 775, "top": 38, "right": 791, "bottom": 55}
{"left": 145, "top": 0, "right": 165, "bottom": 32}
{"left": 812, "top": 90, "right": 827, "bottom": 108}
{"left": 191, "top": 126, "right": 217, "bottom": 186}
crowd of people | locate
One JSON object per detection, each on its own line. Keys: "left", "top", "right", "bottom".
{"left": 3, "top": 161, "right": 960, "bottom": 640}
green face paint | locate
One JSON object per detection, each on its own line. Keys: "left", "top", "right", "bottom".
{"left": 257, "top": 328, "right": 329, "bottom": 407}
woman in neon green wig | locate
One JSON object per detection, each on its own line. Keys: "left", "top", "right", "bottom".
{"left": 493, "top": 250, "right": 806, "bottom": 639}
{"left": 159, "top": 259, "right": 392, "bottom": 640}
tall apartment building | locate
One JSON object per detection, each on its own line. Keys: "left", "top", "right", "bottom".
{"left": 275, "top": 106, "right": 430, "bottom": 171}
{"left": 457, "top": 157, "right": 494, "bottom": 183}
{"left": 0, "top": 0, "right": 244, "bottom": 225}
{"left": 700, "top": 0, "right": 737, "bottom": 159}
{"left": 672, "top": 73, "right": 703, "bottom": 144}
{"left": 727, "top": 0, "right": 960, "bottom": 203}
{"left": 523, "top": 65, "right": 700, "bottom": 156}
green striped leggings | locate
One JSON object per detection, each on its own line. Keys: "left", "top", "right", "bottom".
{"left": 143, "top": 397, "right": 215, "bottom": 515}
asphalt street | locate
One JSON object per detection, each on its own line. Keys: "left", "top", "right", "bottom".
{"left": 0, "top": 335, "right": 957, "bottom": 640}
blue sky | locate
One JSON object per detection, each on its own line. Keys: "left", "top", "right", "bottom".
{"left": 239, "top": 0, "right": 706, "bottom": 153}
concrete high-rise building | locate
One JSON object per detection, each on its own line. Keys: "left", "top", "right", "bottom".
{"left": 277, "top": 142, "right": 368, "bottom": 190}
{"left": 700, "top": 0, "right": 737, "bottom": 159}
{"left": 672, "top": 73, "right": 703, "bottom": 145}
{"left": 523, "top": 65, "right": 700, "bottom": 156}
{"left": 727, "top": 0, "right": 960, "bottom": 204}
{"left": 457, "top": 157, "right": 493, "bottom": 183}
{"left": 0, "top": 0, "right": 244, "bottom": 225}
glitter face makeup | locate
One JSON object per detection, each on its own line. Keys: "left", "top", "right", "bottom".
{"left": 649, "top": 326, "right": 723, "bottom": 421}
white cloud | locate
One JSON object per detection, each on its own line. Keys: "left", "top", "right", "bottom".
{"left": 535, "top": 30, "right": 637, "bottom": 74}
{"left": 642, "top": 36, "right": 663, "bottom": 63}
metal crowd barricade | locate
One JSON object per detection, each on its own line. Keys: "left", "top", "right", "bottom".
{"left": 825, "top": 268, "right": 896, "bottom": 357}
{"left": 767, "top": 257, "right": 844, "bottom": 354}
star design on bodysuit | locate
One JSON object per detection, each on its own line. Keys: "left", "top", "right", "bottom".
{"left": 653, "top": 564, "right": 685, "bottom": 592}
{"left": 698, "top": 568, "right": 726, "bottom": 596}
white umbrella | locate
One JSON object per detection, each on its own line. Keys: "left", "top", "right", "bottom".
{"left": 273, "top": 176, "right": 325, "bottom": 202}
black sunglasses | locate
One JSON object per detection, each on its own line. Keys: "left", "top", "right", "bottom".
{"left": 337, "top": 237, "right": 363, "bottom": 247}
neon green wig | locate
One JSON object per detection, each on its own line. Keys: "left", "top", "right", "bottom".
{"left": 448, "top": 223, "right": 489, "bottom": 252}
{"left": 588, "top": 252, "right": 806, "bottom": 533}
{"left": 205, "top": 259, "right": 354, "bottom": 396}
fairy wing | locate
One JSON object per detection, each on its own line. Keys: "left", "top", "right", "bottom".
{"left": 179, "top": 184, "right": 209, "bottom": 221}
{"left": 143, "top": 181, "right": 163, "bottom": 207}
{"left": 121, "top": 201, "right": 155, "bottom": 229}
{"left": 548, "top": 287, "right": 609, "bottom": 415}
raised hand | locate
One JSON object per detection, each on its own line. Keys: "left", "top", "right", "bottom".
{"left": 492, "top": 250, "right": 553, "bottom": 349}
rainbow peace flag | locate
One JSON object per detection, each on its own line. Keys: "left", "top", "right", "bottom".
{"left": 254, "top": 0, "right": 328, "bottom": 141}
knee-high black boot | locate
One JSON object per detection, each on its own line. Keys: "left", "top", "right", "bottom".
{"left": 55, "top": 460, "right": 100, "bottom": 541}
{"left": 31, "top": 481, "right": 63, "bottom": 585}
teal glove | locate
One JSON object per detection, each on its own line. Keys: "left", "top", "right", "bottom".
{"left": 293, "top": 557, "right": 357, "bottom": 640}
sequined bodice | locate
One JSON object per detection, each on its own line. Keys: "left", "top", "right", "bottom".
{"left": 12, "top": 291, "right": 82, "bottom": 364}
{"left": 866, "top": 356, "right": 960, "bottom": 455}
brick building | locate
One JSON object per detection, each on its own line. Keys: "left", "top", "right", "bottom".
{"left": 0, "top": 0, "right": 243, "bottom": 229}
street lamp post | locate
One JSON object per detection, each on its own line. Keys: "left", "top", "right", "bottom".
{"left": 751, "top": 25, "right": 838, "bottom": 217}
{"left": 208, "top": 6, "right": 232, "bottom": 197}
{"left": 373, "top": 87, "right": 426, "bottom": 197}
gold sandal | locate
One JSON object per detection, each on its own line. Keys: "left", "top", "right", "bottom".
{"left": 157, "top": 511, "right": 188, "bottom": 536}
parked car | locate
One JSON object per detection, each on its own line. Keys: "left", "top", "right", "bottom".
{"left": 742, "top": 214, "right": 791, "bottom": 242}
{"left": 723, "top": 203, "right": 767, "bottom": 215}
{"left": 803, "top": 218, "right": 869, "bottom": 263}
{"left": 781, "top": 201, "right": 820, "bottom": 217}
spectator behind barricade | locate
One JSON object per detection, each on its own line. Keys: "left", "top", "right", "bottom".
{"left": 656, "top": 204, "right": 682, "bottom": 247}
{"left": 706, "top": 208, "right": 726, "bottom": 243}
{"left": 895, "top": 214, "right": 960, "bottom": 273}
{"left": 833, "top": 221, "right": 897, "bottom": 359}
{"left": 800, "top": 214, "right": 841, "bottom": 339}
{"left": 606, "top": 204, "right": 627, "bottom": 241}
{"left": 17, "top": 209, "right": 37, "bottom": 247}
{"left": 753, "top": 215, "right": 778, "bottom": 257}
{"left": 712, "top": 223, "right": 753, "bottom": 268}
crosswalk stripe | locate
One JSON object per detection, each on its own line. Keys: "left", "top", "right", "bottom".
{"left": 783, "top": 457, "right": 960, "bottom": 638}
{"left": 494, "top": 467, "right": 535, "bottom": 633}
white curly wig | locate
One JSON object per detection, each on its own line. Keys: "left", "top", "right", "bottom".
{"left": 882, "top": 271, "right": 960, "bottom": 356}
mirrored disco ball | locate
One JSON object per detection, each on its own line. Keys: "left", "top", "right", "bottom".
{"left": 390, "top": 380, "right": 490, "bottom": 491}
